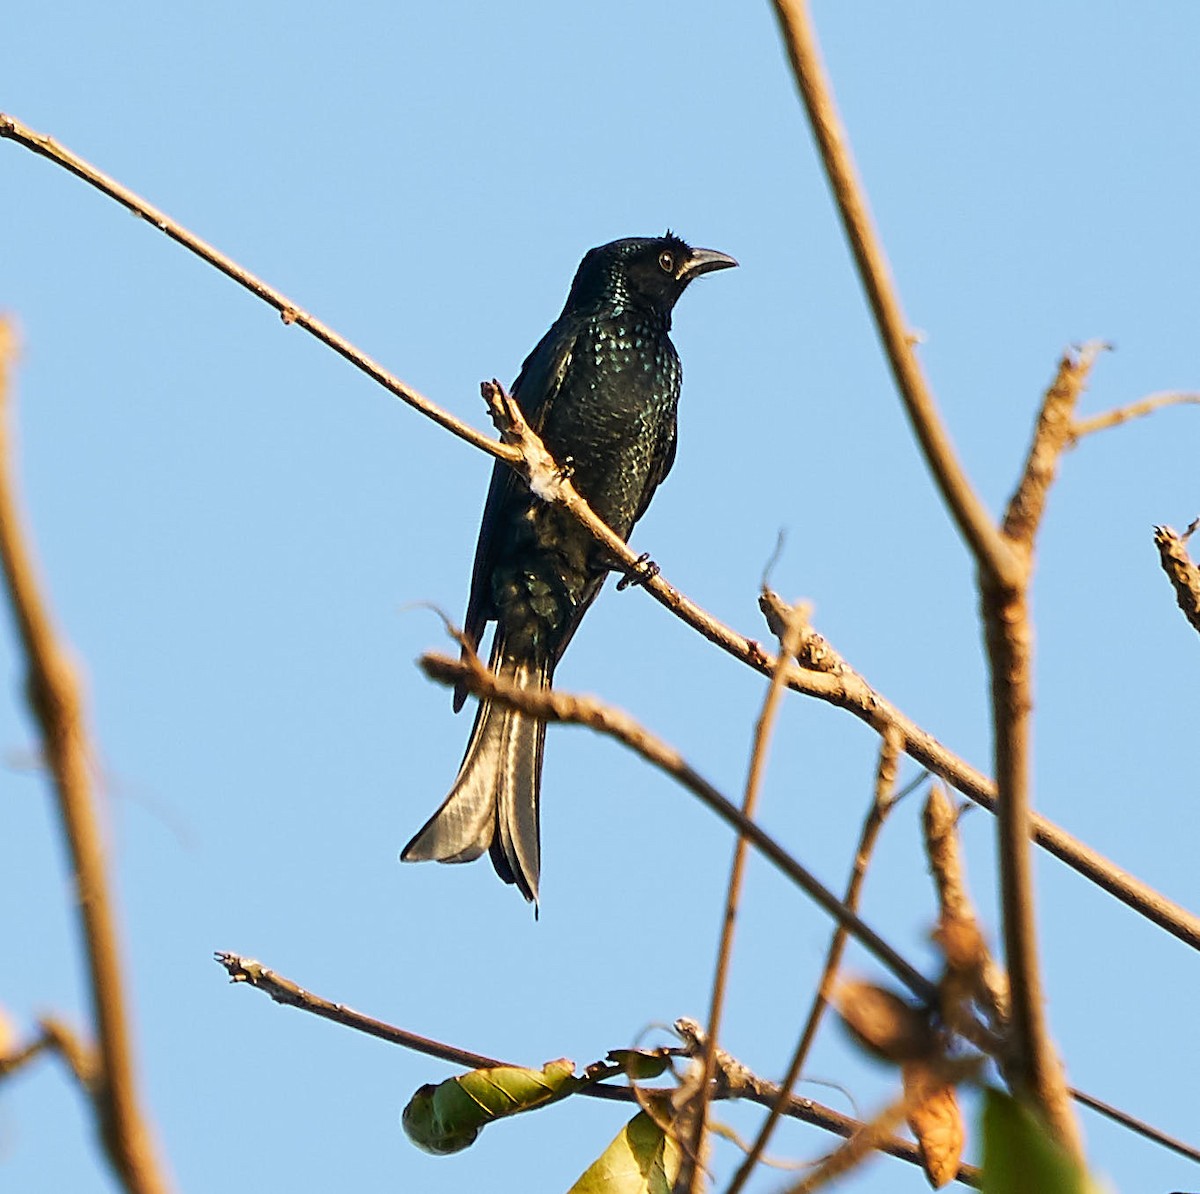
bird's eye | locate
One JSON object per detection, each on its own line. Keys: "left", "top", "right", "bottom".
{"left": 658, "top": 251, "right": 674, "bottom": 273}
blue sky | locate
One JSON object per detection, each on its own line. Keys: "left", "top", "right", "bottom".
{"left": 3, "top": 4, "right": 1198, "bottom": 1192}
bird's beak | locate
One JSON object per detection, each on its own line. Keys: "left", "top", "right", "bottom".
{"left": 679, "top": 248, "right": 739, "bottom": 281}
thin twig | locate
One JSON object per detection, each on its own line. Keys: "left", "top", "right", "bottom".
{"left": 0, "top": 113, "right": 511, "bottom": 464}
{"left": 768, "top": 0, "right": 1018, "bottom": 588}
{"left": 1068, "top": 391, "right": 1200, "bottom": 444}
{"left": 1069, "top": 1086, "right": 1200, "bottom": 1165}
{"left": 724, "top": 728, "right": 904, "bottom": 1194}
{"left": 421, "top": 648, "right": 936, "bottom": 1002}
{"left": 215, "top": 954, "right": 981, "bottom": 1185}
{"left": 1153, "top": 523, "right": 1200, "bottom": 637}
{"left": 683, "top": 602, "right": 809, "bottom": 1194}
{"left": 3, "top": 114, "right": 1193, "bottom": 955}
{"left": 0, "top": 322, "right": 172, "bottom": 1194}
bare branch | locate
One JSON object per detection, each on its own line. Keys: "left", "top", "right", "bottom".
{"left": 1153, "top": 522, "right": 1200, "bottom": 637}
{"left": 980, "top": 348, "right": 1105, "bottom": 1156}
{"left": 1003, "top": 345, "right": 1104, "bottom": 548}
{"left": 757, "top": 594, "right": 1200, "bottom": 952}
{"left": 0, "top": 322, "right": 172, "bottom": 1194}
{"left": 725, "top": 727, "right": 904, "bottom": 1194}
{"left": 214, "top": 953, "right": 527, "bottom": 1075}
{"left": 3, "top": 110, "right": 1190, "bottom": 953}
{"left": 767, "top": 0, "right": 1018, "bottom": 587}
{"left": 217, "top": 955, "right": 981, "bottom": 1184}
{"left": 420, "top": 648, "right": 936, "bottom": 1002}
{"left": 1069, "top": 1087, "right": 1200, "bottom": 1165}
{"left": 758, "top": 591, "right": 847, "bottom": 675}
{"left": 1069, "top": 391, "right": 1200, "bottom": 444}
{"left": 0, "top": 112, "right": 513, "bottom": 464}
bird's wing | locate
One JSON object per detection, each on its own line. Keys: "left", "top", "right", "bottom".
{"left": 631, "top": 419, "right": 677, "bottom": 527}
{"left": 456, "top": 316, "right": 578, "bottom": 706}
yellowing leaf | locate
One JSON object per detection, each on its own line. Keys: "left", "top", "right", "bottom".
{"left": 903, "top": 1061, "right": 965, "bottom": 1188}
{"left": 568, "top": 1111, "right": 681, "bottom": 1194}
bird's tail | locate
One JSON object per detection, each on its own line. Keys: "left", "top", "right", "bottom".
{"left": 401, "top": 633, "right": 549, "bottom": 904}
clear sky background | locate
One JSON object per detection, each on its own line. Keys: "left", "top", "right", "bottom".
{"left": 3, "top": 4, "right": 1198, "bottom": 1192}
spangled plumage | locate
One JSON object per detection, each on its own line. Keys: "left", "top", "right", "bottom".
{"left": 401, "top": 234, "right": 736, "bottom": 904}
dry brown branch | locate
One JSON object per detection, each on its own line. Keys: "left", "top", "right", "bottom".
{"left": 1068, "top": 391, "right": 1200, "bottom": 444}
{"left": 217, "top": 956, "right": 981, "bottom": 1185}
{"left": 0, "top": 322, "right": 172, "bottom": 1194}
{"left": 981, "top": 349, "right": 1106, "bottom": 1155}
{"left": 3, "top": 114, "right": 1192, "bottom": 955}
{"left": 421, "top": 647, "right": 936, "bottom": 1001}
{"left": 767, "top": 0, "right": 1019, "bottom": 588}
{"left": 1153, "top": 522, "right": 1200, "bottom": 637}
{"left": 215, "top": 953, "right": 533, "bottom": 1076}
{"left": 923, "top": 787, "right": 1010, "bottom": 1038}
{"left": 676, "top": 1017, "right": 980, "bottom": 1189}
{"left": 682, "top": 601, "right": 810, "bottom": 1194}
{"left": 725, "top": 727, "right": 904, "bottom": 1194}
{"left": 756, "top": 592, "right": 1200, "bottom": 950}
{"left": 758, "top": 591, "right": 847, "bottom": 675}
{"left": 0, "top": 114, "right": 509, "bottom": 465}
{"left": 1002, "top": 344, "right": 1104, "bottom": 546}
{"left": 767, "top": 0, "right": 1172, "bottom": 1151}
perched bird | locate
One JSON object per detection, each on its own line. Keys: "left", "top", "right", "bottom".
{"left": 401, "top": 233, "right": 737, "bottom": 904}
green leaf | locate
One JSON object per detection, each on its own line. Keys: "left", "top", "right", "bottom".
{"left": 568, "top": 1110, "right": 681, "bottom": 1194}
{"left": 981, "top": 1089, "right": 1104, "bottom": 1194}
{"left": 402, "top": 1059, "right": 582, "bottom": 1155}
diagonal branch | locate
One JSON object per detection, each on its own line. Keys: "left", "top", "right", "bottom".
{"left": 0, "top": 113, "right": 512, "bottom": 465}
{"left": 756, "top": 593, "right": 1200, "bottom": 950}
{"left": 0, "top": 322, "right": 172, "bottom": 1194}
{"left": 4, "top": 111, "right": 1196, "bottom": 954}
{"left": 420, "top": 647, "right": 936, "bottom": 1003}
{"left": 215, "top": 952, "right": 982, "bottom": 1185}
{"left": 767, "top": 0, "right": 1019, "bottom": 588}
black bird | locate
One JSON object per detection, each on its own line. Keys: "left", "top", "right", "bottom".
{"left": 401, "top": 233, "right": 737, "bottom": 904}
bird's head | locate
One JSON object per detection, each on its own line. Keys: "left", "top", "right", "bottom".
{"left": 567, "top": 233, "right": 737, "bottom": 320}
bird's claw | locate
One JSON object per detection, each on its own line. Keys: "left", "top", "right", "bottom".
{"left": 616, "top": 552, "right": 660, "bottom": 591}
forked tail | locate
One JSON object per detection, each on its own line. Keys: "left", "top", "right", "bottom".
{"left": 401, "top": 635, "right": 549, "bottom": 904}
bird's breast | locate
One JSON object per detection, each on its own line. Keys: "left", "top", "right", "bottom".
{"left": 539, "top": 316, "right": 680, "bottom": 533}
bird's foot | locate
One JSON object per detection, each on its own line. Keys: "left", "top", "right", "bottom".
{"left": 616, "top": 552, "right": 660, "bottom": 591}
{"left": 557, "top": 455, "right": 575, "bottom": 482}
